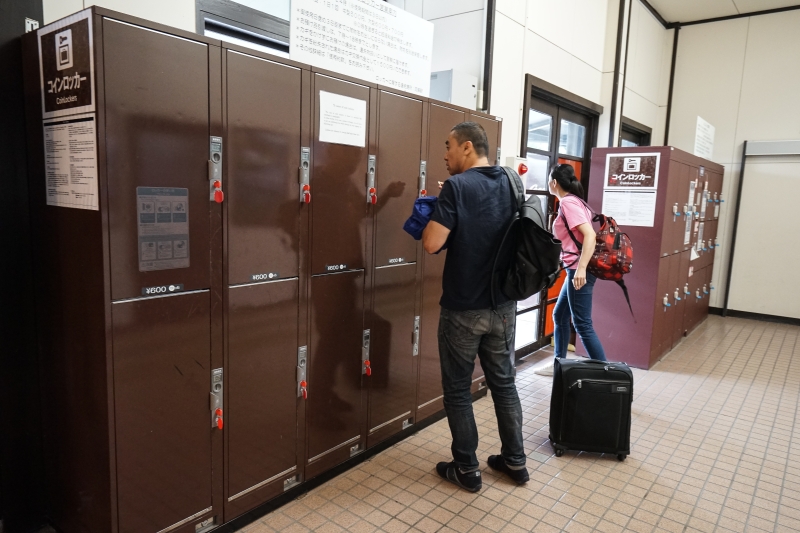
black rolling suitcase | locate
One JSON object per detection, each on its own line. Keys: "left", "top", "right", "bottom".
{"left": 549, "top": 358, "right": 633, "bottom": 461}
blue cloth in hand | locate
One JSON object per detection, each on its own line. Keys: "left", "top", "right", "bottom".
{"left": 403, "top": 196, "right": 438, "bottom": 241}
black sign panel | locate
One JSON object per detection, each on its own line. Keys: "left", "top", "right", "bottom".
{"left": 39, "top": 12, "right": 94, "bottom": 118}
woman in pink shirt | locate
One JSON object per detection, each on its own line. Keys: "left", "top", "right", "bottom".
{"left": 535, "top": 164, "right": 606, "bottom": 376}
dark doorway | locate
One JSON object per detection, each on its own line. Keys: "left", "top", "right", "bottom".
{"left": 620, "top": 117, "right": 652, "bottom": 147}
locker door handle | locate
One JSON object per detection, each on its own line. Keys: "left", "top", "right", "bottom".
{"left": 300, "top": 147, "right": 311, "bottom": 203}
{"left": 412, "top": 316, "right": 420, "bottom": 356}
{"left": 366, "top": 155, "right": 376, "bottom": 204}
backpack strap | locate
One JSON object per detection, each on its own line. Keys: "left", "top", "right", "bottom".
{"left": 616, "top": 279, "right": 636, "bottom": 322}
{"left": 490, "top": 167, "right": 524, "bottom": 311}
{"left": 559, "top": 205, "right": 583, "bottom": 269}
{"left": 501, "top": 166, "right": 525, "bottom": 210}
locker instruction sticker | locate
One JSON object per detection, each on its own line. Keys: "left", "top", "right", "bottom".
{"left": 601, "top": 191, "right": 657, "bottom": 227}
{"left": 137, "top": 187, "right": 190, "bottom": 272}
{"left": 684, "top": 213, "right": 692, "bottom": 245}
{"left": 318, "top": 91, "right": 367, "bottom": 147}
{"left": 43, "top": 113, "right": 98, "bottom": 210}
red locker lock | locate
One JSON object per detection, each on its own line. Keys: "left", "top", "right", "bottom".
{"left": 300, "top": 380, "right": 307, "bottom": 399}
{"left": 213, "top": 180, "right": 224, "bottom": 203}
{"left": 302, "top": 184, "right": 311, "bottom": 204}
{"left": 420, "top": 189, "right": 427, "bottom": 196}
{"left": 215, "top": 408, "right": 223, "bottom": 430}
{"left": 364, "top": 360, "right": 371, "bottom": 376}
{"left": 518, "top": 163, "right": 528, "bottom": 175}
{"left": 368, "top": 187, "right": 377, "bottom": 205}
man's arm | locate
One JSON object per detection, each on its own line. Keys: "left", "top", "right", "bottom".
{"left": 422, "top": 220, "right": 450, "bottom": 254}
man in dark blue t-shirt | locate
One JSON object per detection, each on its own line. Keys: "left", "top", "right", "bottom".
{"left": 422, "top": 122, "right": 528, "bottom": 492}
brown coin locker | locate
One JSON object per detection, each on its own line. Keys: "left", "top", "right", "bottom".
{"left": 586, "top": 147, "right": 723, "bottom": 369}
{"left": 23, "top": 8, "right": 504, "bottom": 533}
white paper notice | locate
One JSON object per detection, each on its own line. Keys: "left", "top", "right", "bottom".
{"left": 319, "top": 91, "right": 367, "bottom": 147}
{"left": 601, "top": 191, "right": 657, "bottom": 227}
{"left": 290, "top": 0, "right": 433, "bottom": 96}
{"left": 42, "top": 112, "right": 98, "bottom": 210}
{"left": 694, "top": 116, "right": 715, "bottom": 159}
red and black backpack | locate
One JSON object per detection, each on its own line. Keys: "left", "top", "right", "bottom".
{"left": 560, "top": 198, "right": 634, "bottom": 318}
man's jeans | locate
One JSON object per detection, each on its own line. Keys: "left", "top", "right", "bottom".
{"left": 438, "top": 301, "right": 526, "bottom": 472}
{"left": 553, "top": 269, "right": 607, "bottom": 361}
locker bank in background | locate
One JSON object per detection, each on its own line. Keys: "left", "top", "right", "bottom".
{"left": 22, "top": 7, "right": 503, "bottom": 533}
{"left": 584, "top": 147, "right": 724, "bottom": 369}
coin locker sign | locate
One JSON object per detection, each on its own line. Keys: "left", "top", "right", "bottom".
{"left": 290, "top": 0, "right": 434, "bottom": 96}
{"left": 137, "top": 188, "right": 190, "bottom": 272}
{"left": 37, "top": 9, "right": 95, "bottom": 119}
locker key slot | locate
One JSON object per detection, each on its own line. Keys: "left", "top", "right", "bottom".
{"left": 209, "top": 136, "right": 223, "bottom": 202}
{"left": 412, "top": 316, "right": 420, "bottom": 356}
{"left": 362, "top": 329, "right": 371, "bottom": 375}
{"left": 673, "top": 203, "right": 679, "bottom": 218}
{"left": 418, "top": 161, "right": 427, "bottom": 198}
{"left": 366, "top": 155, "right": 376, "bottom": 205}
{"left": 674, "top": 289, "right": 681, "bottom": 302}
{"left": 663, "top": 295, "right": 671, "bottom": 309}
{"left": 297, "top": 346, "right": 308, "bottom": 398}
{"left": 210, "top": 368, "right": 223, "bottom": 430}
{"left": 684, "top": 283, "right": 690, "bottom": 296}
{"left": 299, "top": 147, "right": 311, "bottom": 203}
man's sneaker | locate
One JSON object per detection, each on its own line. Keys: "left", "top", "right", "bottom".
{"left": 534, "top": 361, "right": 554, "bottom": 376}
{"left": 487, "top": 455, "right": 530, "bottom": 485}
{"left": 436, "top": 461, "right": 482, "bottom": 493}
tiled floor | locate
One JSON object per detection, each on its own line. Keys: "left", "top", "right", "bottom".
{"left": 240, "top": 316, "right": 800, "bottom": 533}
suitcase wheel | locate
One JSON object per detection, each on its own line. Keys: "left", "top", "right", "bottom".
{"left": 617, "top": 454, "right": 626, "bottom": 461}
{"left": 555, "top": 448, "right": 564, "bottom": 457}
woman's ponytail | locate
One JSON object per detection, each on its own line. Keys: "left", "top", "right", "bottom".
{"left": 550, "top": 163, "right": 584, "bottom": 198}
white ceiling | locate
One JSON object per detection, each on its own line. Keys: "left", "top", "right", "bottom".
{"left": 647, "top": 0, "right": 800, "bottom": 24}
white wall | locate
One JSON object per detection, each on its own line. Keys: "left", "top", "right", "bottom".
{"left": 44, "top": 0, "right": 196, "bottom": 32}
{"left": 621, "top": 0, "right": 673, "bottom": 146}
{"left": 489, "top": 0, "right": 622, "bottom": 163}
{"left": 669, "top": 10, "right": 800, "bottom": 315}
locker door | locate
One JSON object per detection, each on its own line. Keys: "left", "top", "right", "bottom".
{"left": 469, "top": 113, "right": 501, "bottom": 164}
{"left": 307, "top": 271, "right": 365, "bottom": 475}
{"left": 102, "top": 19, "right": 216, "bottom": 533}
{"left": 664, "top": 163, "right": 688, "bottom": 257}
{"left": 366, "top": 91, "right": 424, "bottom": 445}
{"left": 368, "top": 264, "right": 417, "bottom": 446}
{"left": 417, "top": 104, "right": 465, "bottom": 419}
{"left": 112, "top": 293, "right": 212, "bottom": 533}
{"left": 666, "top": 252, "right": 682, "bottom": 350}
{"left": 673, "top": 250, "right": 691, "bottom": 346}
{"left": 374, "top": 91, "right": 423, "bottom": 266}
{"left": 226, "top": 280, "right": 299, "bottom": 512}
{"left": 650, "top": 255, "right": 673, "bottom": 365}
{"left": 104, "top": 19, "right": 211, "bottom": 301}
{"left": 310, "top": 75, "right": 370, "bottom": 274}
{"left": 225, "top": 51, "right": 301, "bottom": 285}
{"left": 224, "top": 49, "right": 303, "bottom": 514}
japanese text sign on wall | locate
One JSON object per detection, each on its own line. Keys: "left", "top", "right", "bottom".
{"left": 38, "top": 9, "right": 95, "bottom": 119}
{"left": 290, "top": 0, "right": 434, "bottom": 97}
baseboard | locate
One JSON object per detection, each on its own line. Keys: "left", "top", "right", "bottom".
{"left": 212, "top": 388, "right": 488, "bottom": 533}
{"left": 710, "top": 307, "right": 800, "bottom": 327}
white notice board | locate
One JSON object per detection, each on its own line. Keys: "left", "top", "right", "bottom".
{"left": 290, "top": 0, "right": 434, "bottom": 96}
{"left": 694, "top": 116, "right": 715, "bottom": 160}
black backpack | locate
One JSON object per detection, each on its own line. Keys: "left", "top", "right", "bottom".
{"left": 491, "top": 167, "right": 563, "bottom": 308}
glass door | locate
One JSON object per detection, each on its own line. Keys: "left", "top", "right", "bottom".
{"left": 515, "top": 97, "right": 593, "bottom": 357}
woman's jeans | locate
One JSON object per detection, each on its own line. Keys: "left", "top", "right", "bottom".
{"left": 438, "top": 301, "right": 526, "bottom": 472}
{"left": 553, "top": 269, "right": 607, "bottom": 361}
